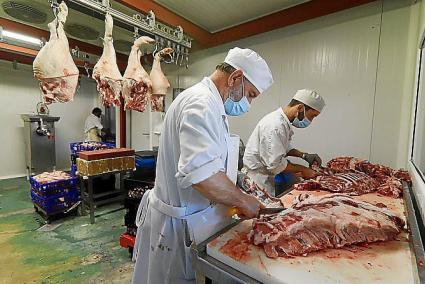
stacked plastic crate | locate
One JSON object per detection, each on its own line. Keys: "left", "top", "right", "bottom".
{"left": 69, "top": 141, "right": 115, "bottom": 176}
{"left": 30, "top": 172, "right": 79, "bottom": 219}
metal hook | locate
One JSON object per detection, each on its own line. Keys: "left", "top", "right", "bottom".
{"left": 49, "top": 0, "right": 60, "bottom": 36}
{"left": 152, "top": 36, "right": 161, "bottom": 57}
{"left": 152, "top": 42, "right": 159, "bottom": 57}
{"left": 175, "top": 45, "right": 180, "bottom": 66}
{"left": 162, "top": 52, "right": 173, "bottom": 64}
{"left": 133, "top": 27, "right": 139, "bottom": 39}
{"left": 84, "top": 63, "right": 91, "bottom": 78}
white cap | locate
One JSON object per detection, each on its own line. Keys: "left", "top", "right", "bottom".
{"left": 224, "top": 47, "right": 273, "bottom": 93}
{"left": 293, "top": 89, "right": 325, "bottom": 112}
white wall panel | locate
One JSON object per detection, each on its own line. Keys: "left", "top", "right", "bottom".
{"left": 371, "top": 1, "right": 418, "bottom": 168}
{"left": 0, "top": 60, "right": 98, "bottom": 178}
{"left": 170, "top": 2, "right": 388, "bottom": 165}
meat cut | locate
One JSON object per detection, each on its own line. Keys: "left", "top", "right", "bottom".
{"left": 33, "top": 2, "right": 79, "bottom": 104}
{"left": 377, "top": 177, "right": 404, "bottom": 198}
{"left": 249, "top": 194, "right": 404, "bottom": 258}
{"left": 92, "top": 13, "right": 123, "bottom": 107}
{"left": 32, "top": 171, "right": 72, "bottom": 184}
{"left": 237, "top": 172, "right": 283, "bottom": 207}
{"left": 326, "top": 156, "right": 364, "bottom": 172}
{"left": 122, "top": 36, "right": 155, "bottom": 112}
{"left": 294, "top": 171, "right": 379, "bottom": 195}
{"left": 150, "top": 95, "right": 165, "bottom": 112}
{"left": 150, "top": 47, "right": 173, "bottom": 112}
{"left": 327, "top": 157, "right": 409, "bottom": 183}
{"left": 296, "top": 157, "right": 411, "bottom": 198}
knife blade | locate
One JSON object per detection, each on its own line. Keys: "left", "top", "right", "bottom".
{"left": 258, "top": 207, "right": 286, "bottom": 215}
{"left": 228, "top": 206, "right": 286, "bottom": 216}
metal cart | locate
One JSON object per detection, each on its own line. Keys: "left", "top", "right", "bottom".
{"left": 79, "top": 169, "right": 133, "bottom": 224}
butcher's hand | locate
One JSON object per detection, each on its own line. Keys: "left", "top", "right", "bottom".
{"left": 238, "top": 194, "right": 265, "bottom": 219}
{"left": 303, "top": 153, "right": 322, "bottom": 166}
{"left": 302, "top": 167, "right": 319, "bottom": 179}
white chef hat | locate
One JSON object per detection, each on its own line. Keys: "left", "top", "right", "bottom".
{"left": 224, "top": 47, "right": 274, "bottom": 93}
{"left": 293, "top": 89, "right": 325, "bottom": 112}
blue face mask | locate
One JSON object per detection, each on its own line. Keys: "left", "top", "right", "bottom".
{"left": 292, "top": 106, "right": 311, "bottom": 128}
{"left": 292, "top": 117, "right": 311, "bottom": 128}
{"left": 224, "top": 77, "right": 250, "bottom": 116}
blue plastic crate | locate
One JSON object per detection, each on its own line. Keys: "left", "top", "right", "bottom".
{"left": 69, "top": 141, "right": 115, "bottom": 155}
{"left": 31, "top": 189, "right": 80, "bottom": 215}
{"left": 30, "top": 176, "right": 78, "bottom": 197}
{"left": 135, "top": 156, "right": 156, "bottom": 169}
{"left": 70, "top": 164, "right": 78, "bottom": 176}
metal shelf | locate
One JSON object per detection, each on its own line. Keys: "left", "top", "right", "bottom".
{"left": 66, "top": 0, "right": 192, "bottom": 48}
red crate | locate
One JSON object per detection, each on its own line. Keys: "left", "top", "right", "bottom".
{"left": 120, "top": 233, "right": 135, "bottom": 249}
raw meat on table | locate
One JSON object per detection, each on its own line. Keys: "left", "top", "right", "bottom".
{"left": 294, "top": 171, "right": 379, "bottom": 195}
{"left": 298, "top": 157, "right": 411, "bottom": 198}
{"left": 122, "top": 36, "right": 155, "bottom": 112}
{"left": 33, "top": 2, "right": 79, "bottom": 104}
{"left": 377, "top": 177, "right": 404, "bottom": 198}
{"left": 326, "top": 156, "right": 364, "bottom": 172}
{"left": 237, "top": 172, "right": 283, "bottom": 207}
{"left": 327, "top": 157, "right": 410, "bottom": 183}
{"left": 249, "top": 193, "right": 404, "bottom": 258}
{"left": 92, "top": 13, "right": 123, "bottom": 107}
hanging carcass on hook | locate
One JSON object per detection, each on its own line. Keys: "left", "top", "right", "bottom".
{"left": 122, "top": 36, "right": 155, "bottom": 112}
{"left": 92, "top": 13, "right": 123, "bottom": 107}
{"left": 33, "top": 1, "right": 79, "bottom": 104}
{"left": 150, "top": 47, "right": 173, "bottom": 112}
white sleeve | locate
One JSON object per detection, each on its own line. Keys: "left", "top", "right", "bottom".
{"left": 175, "top": 99, "right": 225, "bottom": 189}
{"left": 287, "top": 142, "right": 295, "bottom": 152}
{"left": 95, "top": 119, "right": 103, "bottom": 130}
{"left": 259, "top": 128, "right": 289, "bottom": 175}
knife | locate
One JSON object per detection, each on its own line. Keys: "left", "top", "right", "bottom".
{"left": 258, "top": 207, "right": 286, "bottom": 215}
{"left": 228, "top": 207, "right": 286, "bottom": 216}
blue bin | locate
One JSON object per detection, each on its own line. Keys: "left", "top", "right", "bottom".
{"left": 135, "top": 156, "right": 156, "bottom": 169}
{"left": 31, "top": 188, "right": 80, "bottom": 215}
{"left": 30, "top": 176, "right": 78, "bottom": 197}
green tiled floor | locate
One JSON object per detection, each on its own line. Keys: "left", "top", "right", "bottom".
{"left": 0, "top": 178, "right": 133, "bottom": 284}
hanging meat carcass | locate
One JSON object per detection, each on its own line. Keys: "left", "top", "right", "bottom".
{"left": 122, "top": 36, "right": 155, "bottom": 112}
{"left": 150, "top": 48, "right": 173, "bottom": 112}
{"left": 92, "top": 13, "right": 123, "bottom": 107}
{"left": 33, "top": 2, "right": 79, "bottom": 104}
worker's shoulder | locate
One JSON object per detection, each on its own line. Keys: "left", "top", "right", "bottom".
{"left": 176, "top": 84, "right": 220, "bottom": 111}
{"left": 258, "top": 109, "right": 287, "bottom": 132}
{"left": 258, "top": 109, "right": 282, "bottom": 125}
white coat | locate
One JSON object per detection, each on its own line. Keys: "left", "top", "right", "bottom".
{"left": 132, "top": 77, "right": 235, "bottom": 284}
{"left": 243, "top": 108, "right": 295, "bottom": 195}
{"left": 84, "top": 114, "right": 103, "bottom": 142}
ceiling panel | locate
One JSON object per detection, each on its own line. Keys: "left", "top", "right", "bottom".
{"left": 154, "top": 0, "right": 310, "bottom": 32}
{"left": 0, "top": 0, "right": 141, "bottom": 54}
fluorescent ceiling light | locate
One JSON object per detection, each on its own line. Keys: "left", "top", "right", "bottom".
{"left": 2, "top": 30, "right": 41, "bottom": 46}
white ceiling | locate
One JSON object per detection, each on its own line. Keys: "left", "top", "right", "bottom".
{"left": 0, "top": 0, "right": 151, "bottom": 54}
{"left": 154, "top": 0, "right": 311, "bottom": 33}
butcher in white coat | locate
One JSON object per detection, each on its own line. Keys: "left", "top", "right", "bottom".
{"left": 83, "top": 107, "right": 103, "bottom": 142}
{"left": 132, "top": 47, "right": 274, "bottom": 284}
{"left": 243, "top": 89, "right": 325, "bottom": 195}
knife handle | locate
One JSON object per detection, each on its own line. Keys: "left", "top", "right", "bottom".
{"left": 228, "top": 207, "right": 241, "bottom": 216}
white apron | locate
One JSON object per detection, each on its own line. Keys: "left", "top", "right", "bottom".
{"left": 132, "top": 134, "right": 240, "bottom": 284}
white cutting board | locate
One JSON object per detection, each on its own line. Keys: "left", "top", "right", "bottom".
{"left": 207, "top": 191, "right": 419, "bottom": 284}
